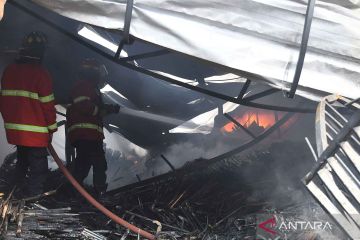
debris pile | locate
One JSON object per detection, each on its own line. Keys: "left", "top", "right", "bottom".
{"left": 0, "top": 141, "right": 341, "bottom": 239}
{"left": 0, "top": 192, "right": 88, "bottom": 239}
{"left": 101, "top": 147, "right": 330, "bottom": 239}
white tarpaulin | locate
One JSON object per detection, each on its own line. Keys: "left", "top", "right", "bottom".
{"left": 31, "top": 0, "right": 360, "bottom": 100}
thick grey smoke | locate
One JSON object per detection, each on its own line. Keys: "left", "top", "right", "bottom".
{"left": 141, "top": 113, "right": 314, "bottom": 177}
{"left": 157, "top": 135, "right": 240, "bottom": 172}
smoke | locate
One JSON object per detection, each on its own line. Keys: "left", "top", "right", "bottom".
{"left": 162, "top": 137, "right": 235, "bottom": 168}
{"left": 134, "top": 112, "right": 343, "bottom": 238}
{"left": 294, "top": 204, "right": 347, "bottom": 239}
{"left": 234, "top": 140, "right": 345, "bottom": 238}
{"left": 219, "top": 139, "right": 345, "bottom": 239}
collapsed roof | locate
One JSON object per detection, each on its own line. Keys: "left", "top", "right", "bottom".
{"left": 31, "top": 0, "right": 360, "bottom": 100}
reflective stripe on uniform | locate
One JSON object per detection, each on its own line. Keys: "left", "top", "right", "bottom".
{"left": 39, "top": 94, "right": 55, "bottom": 103}
{"left": 1, "top": 90, "right": 54, "bottom": 103}
{"left": 4, "top": 123, "right": 49, "bottom": 133}
{"left": 48, "top": 122, "right": 58, "bottom": 131}
{"left": 67, "top": 123, "right": 103, "bottom": 133}
{"left": 73, "top": 96, "right": 90, "bottom": 103}
{"left": 1, "top": 89, "right": 39, "bottom": 100}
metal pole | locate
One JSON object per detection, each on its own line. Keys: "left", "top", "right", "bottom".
{"left": 161, "top": 155, "right": 176, "bottom": 172}
{"left": 287, "top": 0, "right": 316, "bottom": 98}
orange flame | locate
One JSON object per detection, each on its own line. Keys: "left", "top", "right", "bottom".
{"left": 222, "top": 111, "right": 277, "bottom": 133}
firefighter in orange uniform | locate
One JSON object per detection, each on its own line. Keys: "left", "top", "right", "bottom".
{"left": 0, "top": 31, "right": 57, "bottom": 196}
{"left": 66, "top": 59, "right": 119, "bottom": 196}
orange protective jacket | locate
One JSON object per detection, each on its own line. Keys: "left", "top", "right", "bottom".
{"left": 0, "top": 63, "right": 57, "bottom": 147}
{"left": 66, "top": 79, "right": 105, "bottom": 144}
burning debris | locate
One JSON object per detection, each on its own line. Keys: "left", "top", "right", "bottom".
{"left": 0, "top": 139, "right": 344, "bottom": 239}
{"left": 222, "top": 110, "right": 278, "bottom": 133}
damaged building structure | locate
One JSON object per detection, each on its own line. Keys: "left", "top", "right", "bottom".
{"left": 0, "top": 0, "right": 360, "bottom": 239}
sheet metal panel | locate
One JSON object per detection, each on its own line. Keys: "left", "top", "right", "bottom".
{"left": 317, "top": 167, "right": 360, "bottom": 225}
{"left": 306, "top": 181, "right": 360, "bottom": 239}
{"left": 30, "top": 0, "right": 360, "bottom": 100}
{"left": 305, "top": 95, "right": 360, "bottom": 239}
{"left": 327, "top": 157, "right": 360, "bottom": 205}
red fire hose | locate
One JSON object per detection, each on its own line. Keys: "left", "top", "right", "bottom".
{"left": 48, "top": 144, "right": 156, "bottom": 240}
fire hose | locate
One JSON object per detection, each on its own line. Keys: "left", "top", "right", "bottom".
{"left": 48, "top": 144, "right": 156, "bottom": 240}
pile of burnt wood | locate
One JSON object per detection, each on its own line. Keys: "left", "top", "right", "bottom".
{"left": 0, "top": 141, "right": 338, "bottom": 239}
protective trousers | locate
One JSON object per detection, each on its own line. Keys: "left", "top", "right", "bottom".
{"left": 73, "top": 140, "right": 107, "bottom": 193}
{"left": 15, "top": 146, "right": 48, "bottom": 196}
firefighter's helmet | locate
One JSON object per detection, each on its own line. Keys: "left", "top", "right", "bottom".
{"left": 22, "top": 31, "right": 47, "bottom": 48}
{"left": 79, "top": 58, "right": 108, "bottom": 85}
{"left": 20, "top": 31, "right": 48, "bottom": 60}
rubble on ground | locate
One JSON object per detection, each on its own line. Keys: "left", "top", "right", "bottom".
{"left": 0, "top": 141, "right": 340, "bottom": 239}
